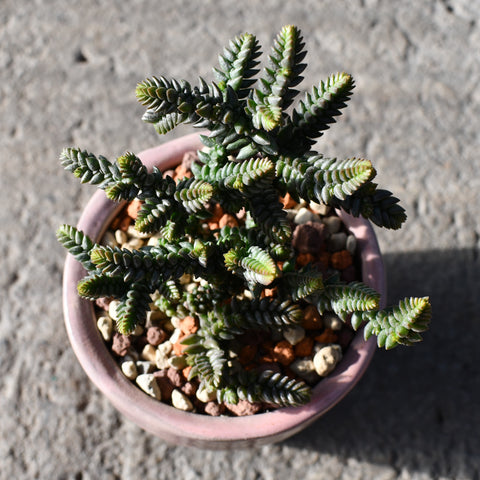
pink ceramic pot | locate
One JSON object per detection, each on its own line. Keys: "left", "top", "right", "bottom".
{"left": 63, "top": 132, "right": 386, "bottom": 449}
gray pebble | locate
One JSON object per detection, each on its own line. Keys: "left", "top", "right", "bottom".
{"left": 329, "top": 232, "right": 347, "bottom": 252}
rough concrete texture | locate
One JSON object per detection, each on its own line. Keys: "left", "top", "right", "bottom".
{"left": 1, "top": 0, "right": 479, "bottom": 478}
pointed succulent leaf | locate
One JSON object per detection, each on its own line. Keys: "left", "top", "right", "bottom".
{"left": 56, "top": 225, "right": 97, "bottom": 271}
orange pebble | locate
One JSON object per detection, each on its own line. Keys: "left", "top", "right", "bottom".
{"left": 331, "top": 250, "right": 353, "bottom": 270}
{"left": 179, "top": 316, "right": 198, "bottom": 335}
{"left": 302, "top": 305, "right": 323, "bottom": 330}
{"left": 315, "top": 328, "right": 339, "bottom": 344}
{"left": 182, "top": 365, "right": 193, "bottom": 380}
{"left": 174, "top": 164, "right": 193, "bottom": 179}
{"left": 294, "top": 336, "right": 314, "bottom": 357}
{"left": 219, "top": 213, "right": 239, "bottom": 228}
{"left": 272, "top": 340, "right": 295, "bottom": 366}
{"left": 126, "top": 199, "right": 143, "bottom": 220}
{"left": 281, "top": 192, "right": 296, "bottom": 209}
{"left": 172, "top": 335, "right": 188, "bottom": 356}
{"left": 296, "top": 253, "right": 315, "bottom": 267}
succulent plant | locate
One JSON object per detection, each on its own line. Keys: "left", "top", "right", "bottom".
{"left": 58, "top": 25, "right": 431, "bottom": 408}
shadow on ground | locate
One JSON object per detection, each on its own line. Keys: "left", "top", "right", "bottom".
{"left": 286, "top": 249, "right": 480, "bottom": 477}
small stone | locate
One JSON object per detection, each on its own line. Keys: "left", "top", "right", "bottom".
{"left": 168, "top": 355, "right": 187, "bottom": 370}
{"left": 171, "top": 389, "right": 194, "bottom": 411}
{"left": 314, "top": 328, "right": 339, "bottom": 344}
{"left": 346, "top": 234, "right": 357, "bottom": 255}
{"left": 131, "top": 324, "right": 144, "bottom": 336}
{"left": 126, "top": 199, "right": 143, "bottom": 220}
{"left": 114, "top": 229, "right": 128, "bottom": 245}
{"left": 323, "top": 313, "right": 343, "bottom": 331}
{"left": 224, "top": 399, "right": 262, "bottom": 416}
{"left": 102, "top": 230, "right": 117, "bottom": 247}
{"left": 281, "top": 193, "right": 296, "bottom": 209}
{"left": 179, "top": 316, "right": 198, "bottom": 335}
{"left": 313, "top": 345, "right": 343, "bottom": 376}
{"left": 329, "top": 232, "right": 348, "bottom": 252}
{"left": 136, "top": 374, "right": 161, "bottom": 400}
{"left": 136, "top": 360, "right": 154, "bottom": 375}
{"left": 127, "top": 224, "right": 150, "bottom": 239}
{"left": 309, "top": 202, "right": 330, "bottom": 215}
{"left": 146, "top": 326, "right": 167, "bottom": 346}
{"left": 141, "top": 344, "right": 156, "bottom": 363}
{"left": 155, "top": 341, "right": 172, "bottom": 369}
{"left": 289, "top": 358, "right": 321, "bottom": 384}
{"left": 125, "top": 238, "right": 144, "bottom": 249}
{"left": 294, "top": 336, "right": 314, "bottom": 357}
{"left": 331, "top": 250, "right": 353, "bottom": 270}
{"left": 121, "top": 360, "right": 137, "bottom": 380}
{"left": 196, "top": 386, "right": 217, "bottom": 403}
{"left": 302, "top": 305, "right": 323, "bottom": 330}
{"left": 292, "top": 222, "right": 326, "bottom": 254}
{"left": 97, "top": 316, "right": 113, "bottom": 341}
{"left": 108, "top": 300, "right": 121, "bottom": 321}
{"left": 95, "top": 297, "right": 111, "bottom": 311}
{"left": 294, "top": 207, "right": 320, "bottom": 225}
{"left": 167, "top": 367, "right": 184, "bottom": 387}
{"left": 111, "top": 333, "right": 131, "bottom": 356}
{"left": 323, "top": 216, "right": 342, "bottom": 234}
{"left": 219, "top": 213, "right": 239, "bottom": 228}
{"left": 153, "top": 369, "right": 174, "bottom": 400}
{"left": 272, "top": 340, "right": 295, "bottom": 366}
{"left": 283, "top": 325, "right": 306, "bottom": 346}
{"left": 180, "top": 381, "right": 197, "bottom": 396}
{"left": 204, "top": 401, "right": 225, "bottom": 416}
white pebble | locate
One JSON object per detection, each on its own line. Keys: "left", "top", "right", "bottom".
{"left": 155, "top": 341, "right": 173, "bottom": 369}
{"left": 141, "top": 344, "right": 156, "bottom": 363}
{"left": 169, "top": 328, "right": 182, "bottom": 345}
{"left": 136, "top": 361, "right": 154, "bottom": 374}
{"left": 171, "top": 389, "right": 194, "bottom": 411}
{"left": 126, "top": 238, "right": 144, "bottom": 249}
{"left": 294, "top": 207, "right": 320, "bottom": 225}
{"left": 108, "top": 300, "right": 121, "bottom": 322}
{"left": 309, "top": 202, "right": 330, "bottom": 216}
{"left": 313, "top": 345, "right": 343, "bottom": 376}
{"left": 102, "top": 230, "right": 117, "bottom": 247}
{"left": 136, "top": 374, "right": 161, "bottom": 400}
{"left": 196, "top": 386, "right": 217, "bottom": 403}
{"left": 97, "top": 316, "right": 113, "bottom": 341}
{"left": 127, "top": 225, "right": 150, "bottom": 239}
{"left": 114, "top": 229, "right": 128, "bottom": 245}
{"left": 323, "top": 313, "right": 343, "bottom": 331}
{"left": 283, "top": 325, "right": 306, "bottom": 345}
{"left": 168, "top": 355, "right": 187, "bottom": 370}
{"left": 121, "top": 360, "right": 137, "bottom": 380}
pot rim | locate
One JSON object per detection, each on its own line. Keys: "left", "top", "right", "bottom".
{"left": 63, "top": 132, "right": 385, "bottom": 448}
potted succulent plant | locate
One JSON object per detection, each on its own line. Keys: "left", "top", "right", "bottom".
{"left": 58, "top": 25, "right": 431, "bottom": 447}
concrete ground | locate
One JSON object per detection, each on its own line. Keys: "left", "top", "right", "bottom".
{"left": 1, "top": 0, "right": 479, "bottom": 478}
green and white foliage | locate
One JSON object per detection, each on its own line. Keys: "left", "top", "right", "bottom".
{"left": 58, "top": 26, "right": 431, "bottom": 408}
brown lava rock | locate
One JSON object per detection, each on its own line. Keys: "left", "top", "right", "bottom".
{"left": 111, "top": 333, "right": 131, "bottom": 356}
{"left": 146, "top": 326, "right": 167, "bottom": 346}
{"left": 225, "top": 399, "right": 262, "bottom": 416}
{"left": 292, "top": 221, "right": 327, "bottom": 254}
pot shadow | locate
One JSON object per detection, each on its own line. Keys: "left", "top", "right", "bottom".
{"left": 285, "top": 248, "right": 480, "bottom": 477}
